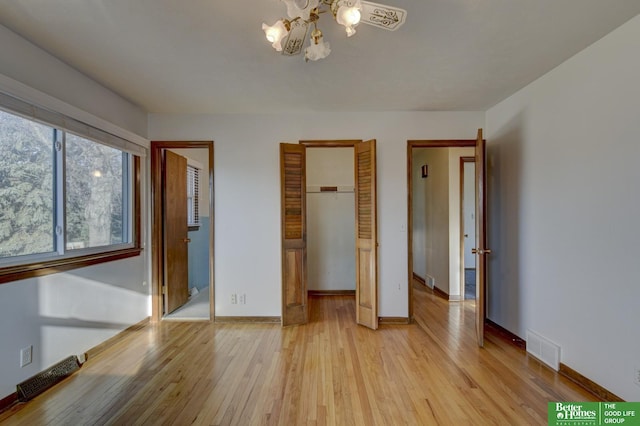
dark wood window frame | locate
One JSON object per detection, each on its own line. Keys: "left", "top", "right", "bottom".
{"left": 0, "top": 156, "right": 142, "bottom": 285}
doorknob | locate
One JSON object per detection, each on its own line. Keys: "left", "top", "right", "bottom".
{"left": 183, "top": 238, "right": 191, "bottom": 243}
{"left": 464, "top": 234, "right": 469, "bottom": 237}
{"left": 471, "top": 248, "right": 492, "bottom": 255}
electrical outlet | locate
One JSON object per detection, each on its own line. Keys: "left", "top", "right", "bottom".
{"left": 231, "top": 293, "right": 237, "bottom": 304}
{"left": 240, "top": 294, "right": 246, "bottom": 304}
{"left": 634, "top": 367, "right": 640, "bottom": 387}
{"left": 20, "top": 346, "right": 32, "bottom": 368}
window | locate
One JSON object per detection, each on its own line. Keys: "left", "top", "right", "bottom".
{"left": 187, "top": 164, "right": 200, "bottom": 228}
{"left": 65, "top": 133, "right": 130, "bottom": 250}
{"left": 0, "top": 110, "right": 55, "bottom": 259}
{"left": 0, "top": 105, "right": 141, "bottom": 282}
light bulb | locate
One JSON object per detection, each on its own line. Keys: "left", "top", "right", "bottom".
{"left": 266, "top": 30, "right": 277, "bottom": 43}
{"left": 262, "top": 20, "right": 289, "bottom": 52}
{"left": 336, "top": 1, "right": 362, "bottom": 37}
{"left": 343, "top": 7, "right": 361, "bottom": 26}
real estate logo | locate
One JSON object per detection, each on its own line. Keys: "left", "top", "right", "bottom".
{"left": 551, "top": 402, "right": 597, "bottom": 425}
{"left": 548, "top": 402, "right": 640, "bottom": 426}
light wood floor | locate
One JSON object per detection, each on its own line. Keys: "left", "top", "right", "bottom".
{"left": 0, "top": 282, "right": 596, "bottom": 425}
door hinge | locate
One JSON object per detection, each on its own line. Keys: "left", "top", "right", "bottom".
{"left": 162, "top": 285, "right": 167, "bottom": 295}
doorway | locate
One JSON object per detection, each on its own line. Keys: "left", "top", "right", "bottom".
{"left": 280, "top": 140, "right": 378, "bottom": 329}
{"left": 306, "top": 147, "right": 356, "bottom": 298}
{"left": 410, "top": 145, "right": 474, "bottom": 301}
{"left": 151, "top": 141, "right": 215, "bottom": 322}
{"left": 407, "top": 131, "right": 488, "bottom": 346}
{"left": 461, "top": 157, "right": 476, "bottom": 300}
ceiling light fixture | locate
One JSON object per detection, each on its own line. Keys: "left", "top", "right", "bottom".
{"left": 262, "top": 0, "right": 407, "bottom": 61}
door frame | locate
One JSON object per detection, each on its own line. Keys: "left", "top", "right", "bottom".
{"left": 282, "top": 139, "right": 375, "bottom": 326}
{"left": 406, "top": 140, "right": 476, "bottom": 321}
{"left": 151, "top": 141, "right": 215, "bottom": 322}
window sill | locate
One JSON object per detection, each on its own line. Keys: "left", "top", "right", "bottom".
{"left": 0, "top": 247, "right": 143, "bottom": 285}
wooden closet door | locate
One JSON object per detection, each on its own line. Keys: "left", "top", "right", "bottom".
{"left": 280, "top": 143, "right": 308, "bottom": 326}
{"left": 355, "top": 140, "right": 378, "bottom": 330}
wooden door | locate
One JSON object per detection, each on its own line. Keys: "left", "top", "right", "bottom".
{"left": 280, "top": 143, "right": 308, "bottom": 326}
{"left": 474, "top": 129, "right": 490, "bottom": 347}
{"left": 163, "top": 150, "right": 189, "bottom": 314}
{"left": 355, "top": 140, "right": 378, "bottom": 330}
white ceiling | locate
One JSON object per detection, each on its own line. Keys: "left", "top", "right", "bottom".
{"left": 0, "top": 1, "right": 638, "bottom": 114}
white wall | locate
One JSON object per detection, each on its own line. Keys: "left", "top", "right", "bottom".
{"left": 306, "top": 148, "right": 355, "bottom": 291}
{"left": 424, "top": 148, "right": 450, "bottom": 294}
{"left": 306, "top": 148, "right": 354, "bottom": 189}
{"left": 486, "top": 15, "right": 640, "bottom": 401}
{"left": 149, "top": 112, "right": 485, "bottom": 317}
{"left": 0, "top": 24, "right": 149, "bottom": 399}
{"left": 411, "top": 149, "right": 430, "bottom": 280}
{"left": 0, "top": 259, "right": 148, "bottom": 398}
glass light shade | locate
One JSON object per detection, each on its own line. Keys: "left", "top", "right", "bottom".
{"left": 282, "top": 0, "right": 319, "bottom": 20}
{"left": 338, "top": 7, "right": 361, "bottom": 26}
{"left": 262, "top": 21, "right": 289, "bottom": 52}
{"left": 305, "top": 37, "right": 331, "bottom": 61}
{"left": 336, "top": 1, "right": 362, "bottom": 37}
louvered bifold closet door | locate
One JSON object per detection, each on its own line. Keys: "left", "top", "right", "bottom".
{"left": 280, "top": 143, "right": 308, "bottom": 326}
{"left": 354, "top": 140, "right": 378, "bottom": 330}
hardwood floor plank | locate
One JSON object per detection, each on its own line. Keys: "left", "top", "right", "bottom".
{"left": 0, "top": 290, "right": 599, "bottom": 426}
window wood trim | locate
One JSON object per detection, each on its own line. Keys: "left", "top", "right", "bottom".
{"left": 0, "top": 248, "right": 143, "bottom": 285}
{"left": 0, "top": 156, "right": 142, "bottom": 285}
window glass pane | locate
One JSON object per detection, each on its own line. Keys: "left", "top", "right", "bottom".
{"left": 65, "top": 134, "right": 127, "bottom": 249}
{"left": 0, "top": 109, "right": 55, "bottom": 258}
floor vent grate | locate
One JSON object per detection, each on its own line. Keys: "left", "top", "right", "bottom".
{"left": 16, "top": 355, "right": 81, "bottom": 402}
{"left": 426, "top": 275, "right": 435, "bottom": 289}
{"left": 526, "top": 330, "right": 560, "bottom": 371}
